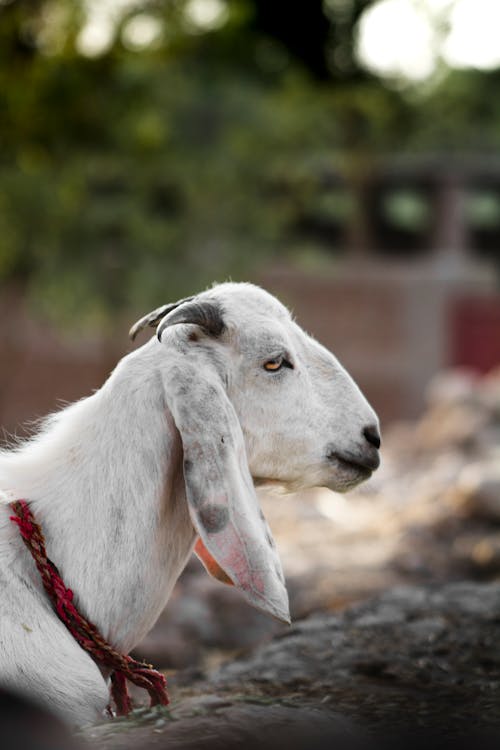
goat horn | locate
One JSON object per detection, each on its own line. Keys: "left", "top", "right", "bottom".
{"left": 128, "top": 297, "right": 195, "bottom": 341}
{"left": 156, "top": 300, "right": 226, "bottom": 341}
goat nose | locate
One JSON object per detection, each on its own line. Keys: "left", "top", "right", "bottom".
{"left": 363, "top": 425, "right": 381, "bottom": 450}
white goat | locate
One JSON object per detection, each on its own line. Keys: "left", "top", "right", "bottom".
{"left": 0, "top": 282, "right": 380, "bottom": 725}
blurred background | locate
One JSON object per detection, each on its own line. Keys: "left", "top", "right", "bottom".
{"left": 1, "top": 1, "right": 500, "bottom": 739}
{"left": 1, "top": 0, "right": 500, "bottom": 431}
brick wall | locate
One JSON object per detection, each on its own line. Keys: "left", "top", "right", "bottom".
{"left": 0, "top": 262, "right": 498, "bottom": 438}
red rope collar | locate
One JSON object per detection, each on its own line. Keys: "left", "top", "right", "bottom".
{"left": 9, "top": 499, "right": 169, "bottom": 717}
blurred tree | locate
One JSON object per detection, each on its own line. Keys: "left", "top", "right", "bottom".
{"left": 0, "top": 0, "right": 44, "bottom": 61}
{"left": 411, "top": 68, "right": 500, "bottom": 151}
{"left": 0, "top": 0, "right": 496, "bottom": 330}
{"left": 0, "top": 0, "right": 391, "bottom": 329}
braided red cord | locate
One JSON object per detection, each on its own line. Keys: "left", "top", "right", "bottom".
{"left": 9, "top": 500, "right": 169, "bottom": 717}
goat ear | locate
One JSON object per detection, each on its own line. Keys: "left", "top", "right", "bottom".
{"left": 162, "top": 350, "right": 290, "bottom": 624}
{"left": 193, "top": 538, "right": 234, "bottom": 586}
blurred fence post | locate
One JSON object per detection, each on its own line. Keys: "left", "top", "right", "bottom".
{"left": 431, "top": 175, "right": 469, "bottom": 270}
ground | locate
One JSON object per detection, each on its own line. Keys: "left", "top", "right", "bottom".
{"left": 83, "top": 582, "right": 500, "bottom": 749}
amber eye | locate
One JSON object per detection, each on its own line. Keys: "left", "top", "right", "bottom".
{"left": 264, "top": 357, "right": 283, "bottom": 371}
{"left": 264, "top": 356, "right": 294, "bottom": 372}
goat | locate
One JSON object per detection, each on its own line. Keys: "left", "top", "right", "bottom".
{"left": 0, "top": 282, "right": 380, "bottom": 725}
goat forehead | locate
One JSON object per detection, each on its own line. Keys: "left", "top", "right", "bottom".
{"left": 228, "top": 316, "right": 339, "bottom": 367}
{"left": 237, "top": 322, "right": 293, "bottom": 358}
{"left": 200, "top": 283, "right": 291, "bottom": 323}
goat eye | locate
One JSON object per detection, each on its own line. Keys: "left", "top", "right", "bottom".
{"left": 263, "top": 356, "right": 293, "bottom": 372}
{"left": 264, "top": 358, "right": 283, "bottom": 371}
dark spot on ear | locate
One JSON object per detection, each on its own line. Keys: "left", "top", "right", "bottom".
{"left": 198, "top": 504, "right": 229, "bottom": 534}
{"left": 184, "top": 459, "right": 193, "bottom": 474}
{"left": 188, "top": 331, "right": 199, "bottom": 342}
{"left": 221, "top": 436, "right": 225, "bottom": 444}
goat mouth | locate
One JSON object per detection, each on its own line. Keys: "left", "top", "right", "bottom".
{"left": 326, "top": 451, "right": 375, "bottom": 478}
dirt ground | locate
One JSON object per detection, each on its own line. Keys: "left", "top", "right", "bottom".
{"left": 82, "top": 582, "right": 500, "bottom": 749}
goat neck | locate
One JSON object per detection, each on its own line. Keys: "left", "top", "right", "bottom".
{"left": 0, "top": 339, "right": 196, "bottom": 653}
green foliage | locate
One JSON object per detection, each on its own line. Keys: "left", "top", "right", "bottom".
{"left": 381, "top": 190, "right": 431, "bottom": 232}
{"left": 465, "top": 191, "right": 500, "bottom": 229}
{"left": 1, "top": 0, "right": 499, "bottom": 329}
{"left": 0, "top": 60, "right": 350, "bottom": 328}
{"left": 405, "top": 68, "right": 500, "bottom": 152}
{"left": 0, "top": 0, "right": 399, "bottom": 328}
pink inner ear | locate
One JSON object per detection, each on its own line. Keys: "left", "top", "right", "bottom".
{"left": 194, "top": 538, "right": 234, "bottom": 586}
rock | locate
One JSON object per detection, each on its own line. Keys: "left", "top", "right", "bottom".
{"left": 452, "top": 531, "right": 500, "bottom": 573}
{"left": 425, "top": 369, "right": 480, "bottom": 409}
{"left": 414, "top": 401, "right": 489, "bottom": 454}
{"left": 91, "top": 585, "right": 500, "bottom": 749}
{"left": 208, "top": 582, "right": 500, "bottom": 731}
{"left": 411, "top": 368, "right": 500, "bottom": 456}
{"left": 452, "top": 463, "right": 500, "bottom": 522}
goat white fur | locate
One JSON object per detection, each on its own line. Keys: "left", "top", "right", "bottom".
{"left": 0, "top": 282, "right": 380, "bottom": 725}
